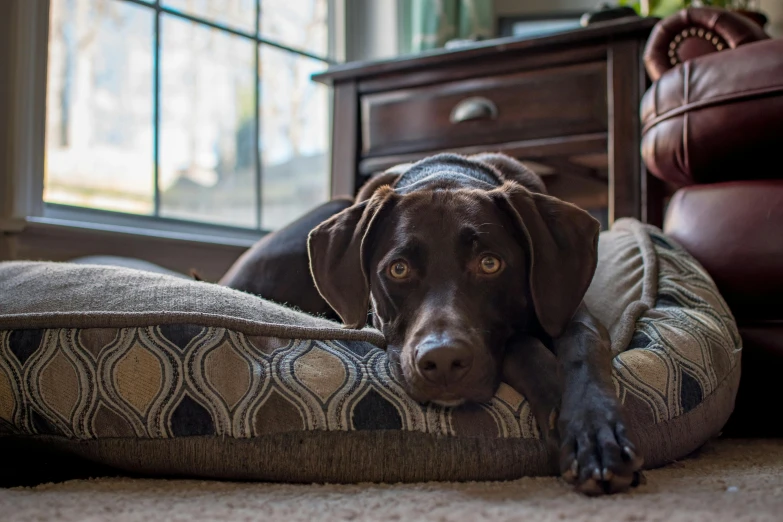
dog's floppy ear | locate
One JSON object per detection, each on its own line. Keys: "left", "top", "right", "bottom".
{"left": 355, "top": 163, "right": 411, "bottom": 202}
{"left": 307, "top": 187, "right": 397, "bottom": 329}
{"left": 493, "top": 182, "right": 600, "bottom": 338}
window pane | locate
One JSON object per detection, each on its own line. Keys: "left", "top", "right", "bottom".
{"left": 163, "top": 0, "right": 256, "bottom": 34}
{"left": 260, "top": 47, "right": 329, "bottom": 230}
{"left": 260, "top": 0, "right": 328, "bottom": 58}
{"left": 45, "top": 0, "right": 154, "bottom": 215}
{"left": 159, "top": 15, "right": 257, "bottom": 228}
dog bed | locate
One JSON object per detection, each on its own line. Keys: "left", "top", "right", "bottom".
{"left": 0, "top": 219, "right": 740, "bottom": 482}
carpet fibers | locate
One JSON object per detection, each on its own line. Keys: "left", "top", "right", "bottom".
{"left": 2, "top": 439, "right": 783, "bottom": 522}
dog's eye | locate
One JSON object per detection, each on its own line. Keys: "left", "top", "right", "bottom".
{"left": 388, "top": 260, "right": 411, "bottom": 279}
{"left": 479, "top": 255, "right": 502, "bottom": 275}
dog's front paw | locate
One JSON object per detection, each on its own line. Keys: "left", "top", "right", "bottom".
{"left": 558, "top": 392, "right": 644, "bottom": 495}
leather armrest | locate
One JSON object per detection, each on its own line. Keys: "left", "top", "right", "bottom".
{"left": 663, "top": 181, "right": 783, "bottom": 322}
{"left": 640, "top": 38, "right": 783, "bottom": 187}
{"left": 644, "top": 7, "right": 768, "bottom": 82}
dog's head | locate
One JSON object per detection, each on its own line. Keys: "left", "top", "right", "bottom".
{"left": 308, "top": 154, "right": 599, "bottom": 406}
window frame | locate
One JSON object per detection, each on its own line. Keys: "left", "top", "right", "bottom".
{"left": 3, "top": 0, "right": 341, "bottom": 248}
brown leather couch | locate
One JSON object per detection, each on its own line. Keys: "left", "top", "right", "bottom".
{"left": 640, "top": 7, "right": 783, "bottom": 436}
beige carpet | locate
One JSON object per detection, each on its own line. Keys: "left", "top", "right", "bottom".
{"left": 2, "top": 439, "right": 783, "bottom": 522}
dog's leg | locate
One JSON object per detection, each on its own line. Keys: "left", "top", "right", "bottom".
{"left": 554, "top": 303, "right": 644, "bottom": 495}
{"left": 502, "top": 335, "right": 561, "bottom": 462}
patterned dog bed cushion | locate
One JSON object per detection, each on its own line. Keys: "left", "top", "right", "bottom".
{"left": 0, "top": 219, "right": 740, "bottom": 483}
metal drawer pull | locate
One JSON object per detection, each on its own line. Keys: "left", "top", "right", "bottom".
{"left": 449, "top": 96, "right": 498, "bottom": 123}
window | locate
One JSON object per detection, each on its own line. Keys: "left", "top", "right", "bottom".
{"left": 44, "top": 0, "right": 332, "bottom": 233}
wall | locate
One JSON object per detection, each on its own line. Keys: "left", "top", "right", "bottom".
{"left": 495, "top": 0, "right": 783, "bottom": 36}
{"left": 344, "top": 0, "right": 400, "bottom": 61}
{"left": 1, "top": 0, "right": 13, "bottom": 220}
{"left": 495, "top": 0, "right": 594, "bottom": 17}
{"left": 760, "top": 0, "right": 782, "bottom": 37}
{"left": 0, "top": 0, "right": 16, "bottom": 259}
{"left": 348, "top": 0, "right": 780, "bottom": 62}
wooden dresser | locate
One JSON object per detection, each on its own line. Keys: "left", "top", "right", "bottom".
{"left": 313, "top": 17, "right": 664, "bottom": 228}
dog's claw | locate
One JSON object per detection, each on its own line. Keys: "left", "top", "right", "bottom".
{"left": 562, "top": 460, "right": 578, "bottom": 483}
{"left": 563, "top": 460, "right": 579, "bottom": 484}
{"left": 623, "top": 446, "right": 644, "bottom": 468}
{"left": 592, "top": 468, "right": 602, "bottom": 481}
{"left": 602, "top": 468, "right": 613, "bottom": 481}
{"left": 622, "top": 445, "right": 634, "bottom": 460}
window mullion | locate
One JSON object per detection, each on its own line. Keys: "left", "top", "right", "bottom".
{"left": 254, "top": 0, "right": 262, "bottom": 230}
{"left": 153, "top": 0, "right": 162, "bottom": 216}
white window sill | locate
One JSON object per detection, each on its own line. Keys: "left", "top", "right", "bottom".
{"left": 31, "top": 204, "right": 265, "bottom": 248}
{"left": 2, "top": 212, "right": 258, "bottom": 282}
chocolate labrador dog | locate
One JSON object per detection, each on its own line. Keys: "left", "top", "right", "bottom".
{"left": 220, "top": 152, "right": 643, "bottom": 495}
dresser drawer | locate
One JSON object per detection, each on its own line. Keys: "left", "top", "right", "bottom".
{"left": 360, "top": 61, "right": 608, "bottom": 157}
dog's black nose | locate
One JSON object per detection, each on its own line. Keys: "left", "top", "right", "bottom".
{"left": 415, "top": 337, "right": 473, "bottom": 385}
